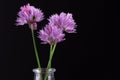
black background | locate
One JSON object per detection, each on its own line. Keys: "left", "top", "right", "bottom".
{"left": 0, "top": 0, "right": 108, "bottom": 80}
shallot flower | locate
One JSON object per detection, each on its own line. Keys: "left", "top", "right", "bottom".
{"left": 16, "top": 3, "right": 44, "bottom": 30}
{"left": 38, "top": 23, "right": 65, "bottom": 45}
{"left": 48, "top": 12, "right": 76, "bottom": 33}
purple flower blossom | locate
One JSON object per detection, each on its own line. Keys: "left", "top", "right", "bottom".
{"left": 16, "top": 3, "right": 44, "bottom": 30}
{"left": 38, "top": 23, "right": 65, "bottom": 45}
{"left": 48, "top": 12, "right": 77, "bottom": 33}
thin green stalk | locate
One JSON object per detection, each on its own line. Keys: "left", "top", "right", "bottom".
{"left": 31, "top": 28, "right": 42, "bottom": 80}
{"left": 31, "top": 28, "right": 41, "bottom": 68}
{"left": 47, "top": 44, "right": 56, "bottom": 69}
{"left": 44, "top": 43, "right": 57, "bottom": 80}
{"left": 48, "top": 45, "right": 53, "bottom": 68}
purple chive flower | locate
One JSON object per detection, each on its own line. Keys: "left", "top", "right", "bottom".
{"left": 16, "top": 3, "right": 44, "bottom": 30}
{"left": 48, "top": 12, "right": 77, "bottom": 33}
{"left": 38, "top": 23, "right": 65, "bottom": 45}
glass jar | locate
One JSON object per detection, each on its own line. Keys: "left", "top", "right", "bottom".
{"left": 33, "top": 68, "right": 56, "bottom": 80}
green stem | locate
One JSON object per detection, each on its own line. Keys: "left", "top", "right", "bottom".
{"left": 31, "top": 28, "right": 41, "bottom": 68}
{"left": 49, "top": 45, "right": 53, "bottom": 68}
{"left": 47, "top": 43, "right": 56, "bottom": 69}
{"left": 44, "top": 43, "right": 57, "bottom": 80}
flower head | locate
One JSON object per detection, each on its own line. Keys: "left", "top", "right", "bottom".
{"left": 48, "top": 12, "right": 77, "bottom": 33}
{"left": 38, "top": 23, "right": 65, "bottom": 45}
{"left": 16, "top": 3, "right": 44, "bottom": 30}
